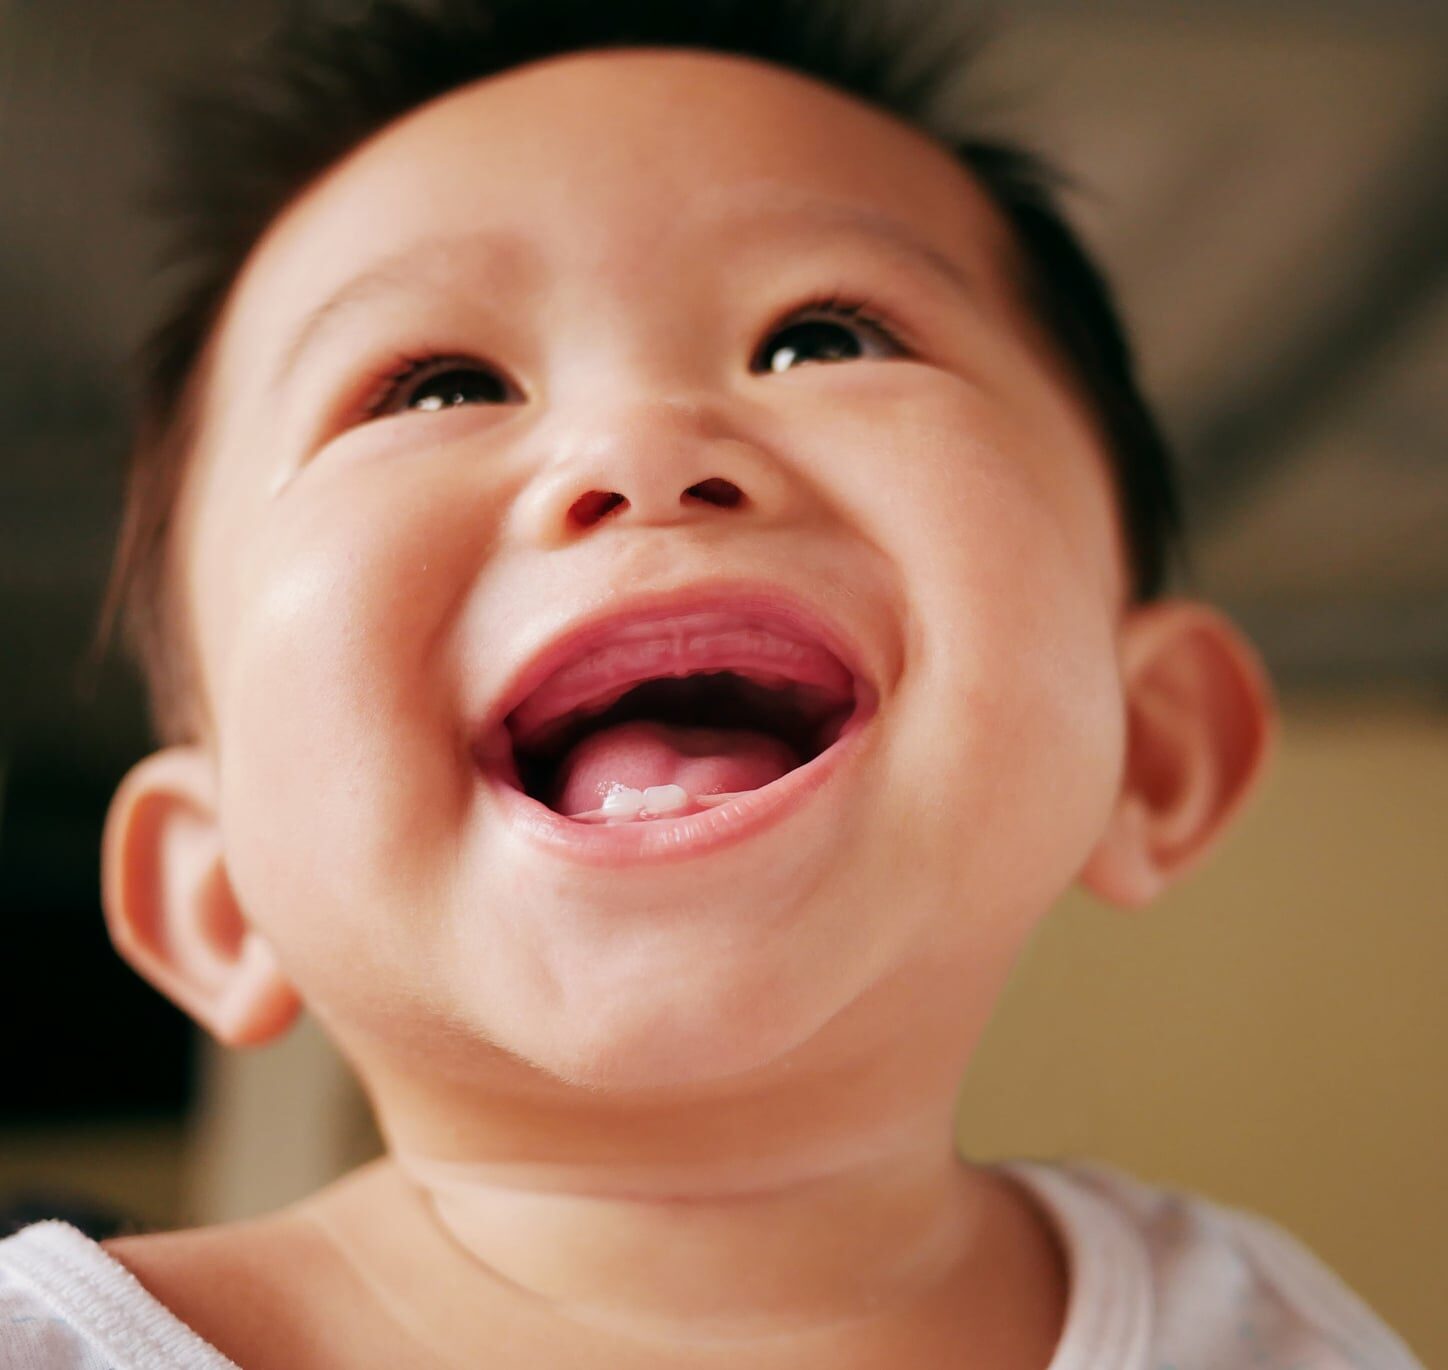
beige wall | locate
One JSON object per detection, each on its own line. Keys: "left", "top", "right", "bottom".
{"left": 958, "top": 697, "right": 1448, "bottom": 1366}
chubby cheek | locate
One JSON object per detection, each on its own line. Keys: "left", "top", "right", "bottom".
{"left": 210, "top": 470, "right": 477, "bottom": 1007}
{"left": 831, "top": 377, "right": 1127, "bottom": 929}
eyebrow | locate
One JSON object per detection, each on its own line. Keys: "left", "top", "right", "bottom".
{"left": 268, "top": 193, "right": 976, "bottom": 395}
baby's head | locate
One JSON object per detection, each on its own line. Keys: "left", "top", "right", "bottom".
{"left": 95, "top": 0, "right": 1273, "bottom": 1135}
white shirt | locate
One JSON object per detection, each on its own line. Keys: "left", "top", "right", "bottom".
{"left": 0, "top": 1156, "right": 1425, "bottom": 1368}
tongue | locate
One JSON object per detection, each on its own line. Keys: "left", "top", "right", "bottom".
{"left": 554, "top": 721, "right": 800, "bottom": 816}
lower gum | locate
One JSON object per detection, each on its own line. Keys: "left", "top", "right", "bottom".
{"left": 565, "top": 791, "right": 748, "bottom": 824}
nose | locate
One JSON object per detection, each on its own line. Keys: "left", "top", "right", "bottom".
{"left": 507, "top": 395, "right": 796, "bottom": 547}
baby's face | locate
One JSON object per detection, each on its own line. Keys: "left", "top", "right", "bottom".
{"left": 176, "top": 49, "right": 1129, "bottom": 1092}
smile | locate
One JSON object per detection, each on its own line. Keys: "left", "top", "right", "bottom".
{"left": 470, "top": 585, "right": 881, "bottom": 865}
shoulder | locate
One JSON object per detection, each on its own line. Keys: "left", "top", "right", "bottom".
{"left": 95, "top": 1185, "right": 430, "bottom": 1370}
{"left": 99, "top": 1214, "right": 349, "bottom": 1370}
{"left": 1005, "top": 1157, "right": 1426, "bottom": 1370}
{"left": 100, "top": 1217, "right": 305, "bottom": 1292}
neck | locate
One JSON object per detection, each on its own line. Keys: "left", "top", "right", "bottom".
{"left": 316, "top": 955, "right": 1068, "bottom": 1361}
{"left": 392, "top": 1126, "right": 989, "bottom": 1344}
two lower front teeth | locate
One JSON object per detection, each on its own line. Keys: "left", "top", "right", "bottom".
{"left": 568, "top": 783, "right": 749, "bottom": 824}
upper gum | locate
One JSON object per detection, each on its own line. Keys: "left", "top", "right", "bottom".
{"left": 506, "top": 630, "right": 852, "bottom": 745}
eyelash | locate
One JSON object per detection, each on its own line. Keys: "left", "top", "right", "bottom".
{"left": 352, "top": 291, "right": 912, "bottom": 423}
{"left": 762, "top": 291, "right": 910, "bottom": 367}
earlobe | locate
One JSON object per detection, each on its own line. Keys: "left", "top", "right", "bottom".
{"left": 1080, "top": 599, "right": 1277, "bottom": 909}
{"left": 100, "top": 745, "right": 302, "bottom": 1047}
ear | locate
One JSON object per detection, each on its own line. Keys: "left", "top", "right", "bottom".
{"left": 100, "top": 745, "right": 302, "bottom": 1047}
{"left": 1079, "top": 599, "right": 1277, "bottom": 909}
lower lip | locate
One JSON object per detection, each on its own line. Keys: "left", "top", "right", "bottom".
{"left": 475, "top": 703, "right": 878, "bottom": 868}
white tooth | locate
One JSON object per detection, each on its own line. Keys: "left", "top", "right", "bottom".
{"left": 641, "top": 784, "right": 690, "bottom": 814}
{"left": 600, "top": 784, "right": 647, "bottom": 816}
{"left": 569, "top": 784, "right": 743, "bottom": 823}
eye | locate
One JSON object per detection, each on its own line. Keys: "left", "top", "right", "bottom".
{"left": 752, "top": 294, "right": 907, "bottom": 374}
{"left": 360, "top": 354, "right": 519, "bottom": 421}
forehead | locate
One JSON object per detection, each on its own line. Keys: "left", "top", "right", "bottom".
{"left": 214, "top": 47, "right": 1027, "bottom": 373}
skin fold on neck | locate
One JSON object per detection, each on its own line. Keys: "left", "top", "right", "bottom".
{"left": 283, "top": 1112, "right": 1069, "bottom": 1369}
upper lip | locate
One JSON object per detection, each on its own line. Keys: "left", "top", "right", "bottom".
{"left": 472, "top": 580, "right": 879, "bottom": 761}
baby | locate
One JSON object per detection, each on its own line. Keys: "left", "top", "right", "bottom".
{"left": 0, "top": 0, "right": 1425, "bottom": 1367}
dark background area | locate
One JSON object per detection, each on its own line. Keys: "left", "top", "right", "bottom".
{"left": 0, "top": 756, "right": 194, "bottom": 1121}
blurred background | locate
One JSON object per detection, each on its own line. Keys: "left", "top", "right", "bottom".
{"left": 1, "top": 0, "right": 1444, "bottom": 1361}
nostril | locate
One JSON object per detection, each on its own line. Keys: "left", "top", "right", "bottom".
{"left": 685, "top": 477, "right": 743, "bottom": 508}
{"left": 569, "top": 480, "right": 742, "bottom": 527}
{"left": 568, "top": 490, "right": 628, "bottom": 527}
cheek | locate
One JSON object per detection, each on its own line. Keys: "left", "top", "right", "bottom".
{"left": 211, "top": 473, "right": 477, "bottom": 987}
{"left": 819, "top": 375, "right": 1127, "bottom": 911}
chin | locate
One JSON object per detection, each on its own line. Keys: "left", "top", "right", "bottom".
{"left": 480, "top": 951, "right": 841, "bottom": 1096}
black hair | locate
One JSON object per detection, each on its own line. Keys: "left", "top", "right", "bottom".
{"left": 95, "top": 0, "right": 1183, "bottom": 746}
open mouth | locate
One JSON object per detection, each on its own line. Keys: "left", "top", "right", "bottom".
{"left": 476, "top": 604, "right": 875, "bottom": 826}
{"left": 507, "top": 668, "right": 858, "bottom": 819}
